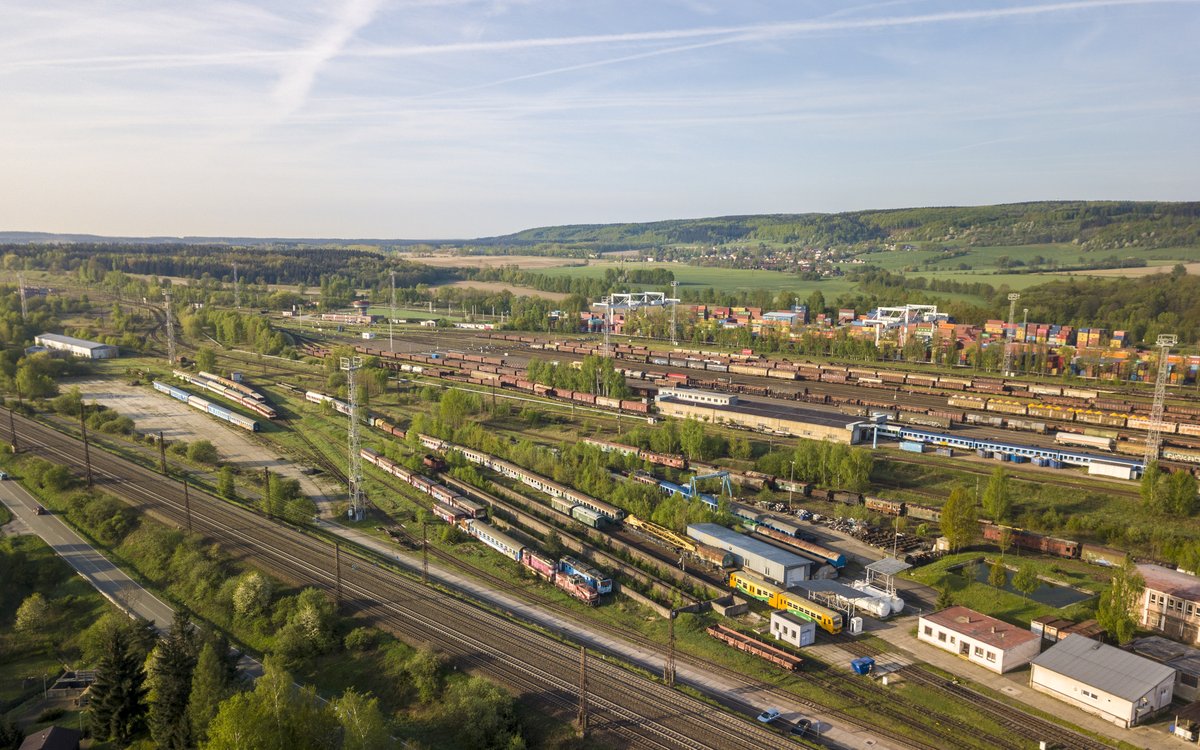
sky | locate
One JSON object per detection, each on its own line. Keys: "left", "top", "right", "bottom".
{"left": 1, "top": 0, "right": 1197, "bottom": 239}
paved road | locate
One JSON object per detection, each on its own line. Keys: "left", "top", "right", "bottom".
{"left": 0, "top": 478, "right": 176, "bottom": 633}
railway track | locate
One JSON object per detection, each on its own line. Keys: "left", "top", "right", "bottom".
{"left": 897, "top": 666, "right": 1114, "bottom": 750}
{"left": 2, "top": 412, "right": 798, "bottom": 750}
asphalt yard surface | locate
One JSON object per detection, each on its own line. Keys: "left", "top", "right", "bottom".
{"left": 64, "top": 378, "right": 340, "bottom": 515}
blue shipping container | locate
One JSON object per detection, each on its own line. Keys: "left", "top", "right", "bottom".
{"left": 899, "top": 440, "right": 925, "bottom": 453}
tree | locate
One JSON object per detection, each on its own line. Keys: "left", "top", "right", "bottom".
{"left": 988, "top": 560, "right": 1007, "bottom": 602}
{"left": 205, "top": 658, "right": 338, "bottom": 750}
{"left": 232, "top": 571, "right": 272, "bottom": 620}
{"left": 218, "top": 466, "right": 237, "bottom": 500}
{"left": 996, "top": 526, "right": 1013, "bottom": 556}
{"left": 1096, "top": 558, "right": 1146, "bottom": 645}
{"left": 14, "top": 360, "right": 56, "bottom": 399}
{"left": 982, "top": 467, "right": 1011, "bottom": 523}
{"left": 195, "top": 347, "right": 217, "bottom": 372}
{"left": 940, "top": 487, "right": 979, "bottom": 552}
{"left": 407, "top": 645, "right": 443, "bottom": 703}
{"left": 187, "top": 439, "right": 219, "bottom": 465}
{"left": 332, "top": 688, "right": 390, "bottom": 750}
{"left": 678, "top": 418, "right": 705, "bottom": 461}
{"left": 14, "top": 592, "right": 49, "bottom": 634}
{"left": 189, "top": 641, "right": 233, "bottom": 743}
{"left": 442, "top": 677, "right": 524, "bottom": 750}
{"left": 1167, "top": 469, "right": 1198, "bottom": 516}
{"left": 1141, "top": 461, "right": 1162, "bottom": 510}
{"left": 90, "top": 623, "right": 150, "bottom": 745}
{"left": 1013, "top": 562, "right": 1040, "bottom": 602}
{"left": 0, "top": 717, "right": 22, "bottom": 750}
{"left": 148, "top": 612, "right": 199, "bottom": 750}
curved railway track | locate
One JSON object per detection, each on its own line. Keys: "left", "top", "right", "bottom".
{"left": 0, "top": 412, "right": 800, "bottom": 750}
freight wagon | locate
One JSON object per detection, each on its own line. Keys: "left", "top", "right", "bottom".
{"left": 980, "top": 522, "right": 1079, "bottom": 558}
{"left": 706, "top": 624, "right": 802, "bottom": 671}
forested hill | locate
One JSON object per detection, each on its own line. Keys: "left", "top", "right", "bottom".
{"left": 479, "top": 201, "right": 1200, "bottom": 251}
{"left": 5, "top": 201, "right": 1197, "bottom": 251}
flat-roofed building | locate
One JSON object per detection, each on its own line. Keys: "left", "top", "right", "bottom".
{"left": 1139, "top": 564, "right": 1200, "bottom": 645}
{"left": 656, "top": 394, "right": 867, "bottom": 444}
{"left": 918, "top": 606, "right": 1040, "bottom": 674}
{"left": 687, "top": 523, "right": 813, "bottom": 586}
{"left": 1030, "top": 634, "right": 1175, "bottom": 728}
{"left": 34, "top": 333, "right": 118, "bottom": 359}
{"left": 1128, "top": 636, "right": 1200, "bottom": 703}
{"left": 770, "top": 610, "right": 815, "bottom": 648}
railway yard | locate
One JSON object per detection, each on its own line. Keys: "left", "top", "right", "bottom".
{"left": 11, "top": 301, "right": 1200, "bottom": 750}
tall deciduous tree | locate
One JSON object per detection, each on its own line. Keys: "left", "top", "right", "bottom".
{"left": 982, "top": 467, "right": 1011, "bottom": 523}
{"left": 90, "top": 623, "right": 150, "bottom": 745}
{"left": 1097, "top": 558, "right": 1145, "bottom": 644}
{"left": 941, "top": 487, "right": 978, "bottom": 552}
{"left": 332, "top": 689, "right": 390, "bottom": 750}
{"left": 1013, "top": 562, "right": 1040, "bottom": 602}
{"left": 205, "top": 658, "right": 338, "bottom": 750}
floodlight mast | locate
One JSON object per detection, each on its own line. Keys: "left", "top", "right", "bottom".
{"left": 1002, "top": 293, "right": 1020, "bottom": 376}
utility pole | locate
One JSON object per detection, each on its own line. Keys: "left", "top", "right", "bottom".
{"left": 182, "top": 473, "right": 192, "bottom": 532}
{"left": 79, "top": 403, "right": 93, "bottom": 488}
{"left": 341, "top": 356, "right": 365, "bottom": 521}
{"left": 577, "top": 645, "right": 588, "bottom": 737}
{"left": 8, "top": 408, "right": 18, "bottom": 453}
{"left": 263, "top": 467, "right": 271, "bottom": 517}
{"left": 232, "top": 262, "right": 240, "bottom": 309}
{"left": 670, "top": 280, "right": 679, "bottom": 345}
{"left": 665, "top": 610, "right": 676, "bottom": 687}
{"left": 1145, "top": 334, "right": 1178, "bottom": 466}
{"left": 158, "top": 431, "right": 167, "bottom": 474}
{"left": 788, "top": 461, "right": 796, "bottom": 508}
{"left": 163, "top": 289, "right": 177, "bottom": 365}
{"left": 334, "top": 542, "right": 342, "bottom": 608}
{"left": 17, "top": 273, "right": 27, "bottom": 322}
{"left": 389, "top": 270, "right": 396, "bottom": 353}
{"left": 1002, "top": 293, "right": 1019, "bottom": 376}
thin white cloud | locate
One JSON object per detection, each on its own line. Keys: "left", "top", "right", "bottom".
{"left": 271, "top": 0, "right": 384, "bottom": 117}
{"left": 1, "top": 0, "right": 1187, "bottom": 74}
{"left": 352, "top": 0, "right": 1192, "bottom": 58}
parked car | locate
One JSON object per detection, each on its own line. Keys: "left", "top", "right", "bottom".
{"left": 791, "top": 718, "right": 813, "bottom": 736}
{"left": 756, "top": 708, "right": 781, "bottom": 724}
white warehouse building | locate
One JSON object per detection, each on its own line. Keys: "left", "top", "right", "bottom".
{"left": 1030, "top": 634, "right": 1176, "bottom": 728}
{"left": 34, "top": 333, "right": 119, "bottom": 360}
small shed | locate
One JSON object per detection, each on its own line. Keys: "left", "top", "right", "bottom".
{"left": 770, "top": 610, "right": 816, "bottom": 648}
{"left": 1030, "top": 634, "right": 1175, "bottom": 728}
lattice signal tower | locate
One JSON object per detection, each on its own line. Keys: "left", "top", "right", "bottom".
{"left": 341, "top": 356, "right": 365, "bottom": 520}
{"left": 1145, "top": 334, "right": 1177, "bottom": 466}
{"left": 163, "top": 290, "right": 177, "bottom": 365}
